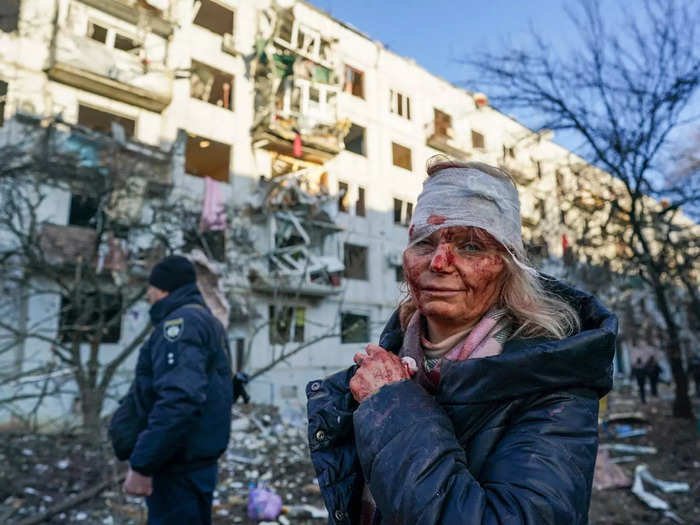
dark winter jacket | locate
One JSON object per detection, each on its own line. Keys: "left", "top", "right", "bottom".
{"left": 109, "top": 283, "right": 233, "bottom": 475}
{"left": 307, "top": 281, "right": 617, "bottom": 524}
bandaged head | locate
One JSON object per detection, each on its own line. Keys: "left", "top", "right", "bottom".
{"left": 409, "top": 165, "right": 524, "bottom": 258}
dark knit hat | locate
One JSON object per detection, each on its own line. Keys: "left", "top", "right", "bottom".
{"left": 148, "top": 255, "right": 197, "bottom": 293}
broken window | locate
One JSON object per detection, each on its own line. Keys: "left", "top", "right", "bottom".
{"left": 405, "top": 202, "right": 413, "bottom": 225}
{"left": 393, "top": 199, "right": 413, "bottom": 226}
{"left": 341, "top": 313, "right": 369, "bottom": 343}
{"left": 269, "top": 305, "right": 305, "bottom": 344}
{"left": 392, "top": 142, "right": 412, "bottom": 171}
{"left": 59, "top": 293, "right": 122, "bottom": 344}
{"left": 344, "top": 123, "right": 366, "bottom": 156}
{"left": 193, "top": 0, "right": 234, "bottom": 36}
{"left": 390, "top": 89, "right": 411, "bottom": 119}
{"left": 87, "top": 21, "right": 139, "bottom": 53}
{"left": 69, "top": 194, "right": 101, "bottom": 229}
{"left": 393, "top": 198, "right": 403, "bottom": 224}
{"left": 190, "top": 60, "right": 234, "bottom": 111}
{"left": 184, "top": 229, "right": 226, "bottom": 262}
{"left": 471, "top": 130, "right": 485, "bottom": 149}
{"left": 78, "top": 105, "right": 135, "bottom": 138}
{"left": 185, "top": 132, "right": 231, "bottom": 183}
{"left": 113, "top": 33, "right": 138, "bottom": 52}
{"left": 355, "top": 186, "right": 366, "bottom": 217}
{"left": 0, "top": 80, "right": 6, "bottom": 127}
{"left": 344, "top": 66, "right": 364, "bottom": 99}
{"left": 338, "top": 181, "right": 349, "bottom": 213}
{"left": 433, "top": 108, "right": 452, "bottom": 137}
{"left": 344, "top": 243, "right": 368, "bottom": 280}
{"left": 87, "top": 21, "right": 108, "bottom": 44}
{"left": 0, "top": 0, "right": 20, "bottom": 32}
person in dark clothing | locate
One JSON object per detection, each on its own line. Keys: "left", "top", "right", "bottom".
{"left": 690, "top": 354, "right": 700, "bottom": 398}
{"left": 307, "top": 159, "right": 617, "bottom": 524}
{"left": 645, "top": 355, "right": 662, "bottom": 397}
{"left": 109, "top": 255, "right": 233, "bottom": 525}
{"left": 632, "top": 357, "right": 647, "bottom": 403}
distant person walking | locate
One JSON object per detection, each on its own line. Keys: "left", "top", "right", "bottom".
{"left": 632, "top": 357, "right": 647, "bottom": 404}
{"left": 646, "top": 356, "right": 662, "bottom": 397}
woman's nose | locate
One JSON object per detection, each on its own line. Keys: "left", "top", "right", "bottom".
{"left": 429, "top": 243, "right": 455, "bottom": 272}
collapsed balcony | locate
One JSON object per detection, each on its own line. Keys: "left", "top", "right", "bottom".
{"left": 251, "top": 9, "right": 349, "bottom": 162}
{"left": 247, "top": 169, "right": 345, "bottom": 298}
{"left": 426, "top": 109, "right": 471, "bottom": 159}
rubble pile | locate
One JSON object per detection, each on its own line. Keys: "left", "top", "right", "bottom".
{"left": 0, "top": 404, "right": 325, "bottom": 524}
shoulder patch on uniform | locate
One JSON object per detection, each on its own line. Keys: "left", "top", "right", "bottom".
{"left": 163, "top": 317, "right": 184, "bottom": 342}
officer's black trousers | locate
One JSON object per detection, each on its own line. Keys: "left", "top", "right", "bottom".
{"left": 146, "top": 465, "right": 217, "bottom": 525}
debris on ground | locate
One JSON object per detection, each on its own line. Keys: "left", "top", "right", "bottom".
{"left": 0, "top": 404, "right": 325, "bottom": 524}
{"left": 593, "top": 449, "right": 631, "bottom": 490}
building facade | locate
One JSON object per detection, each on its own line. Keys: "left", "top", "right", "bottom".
{"left": 1, "top": 0, "right": 686, "bottom": 425}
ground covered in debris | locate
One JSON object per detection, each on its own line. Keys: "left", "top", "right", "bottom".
{"left": 589, "top": 383, "right": 700, "bottom": 524}
{"left": 1, "top": 386, "right": 698, "bottom": 524}
{"left": 0, "top": 404, "right": 324, "bottom": 524}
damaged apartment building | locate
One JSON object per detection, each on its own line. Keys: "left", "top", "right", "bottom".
{"left": 0, "top": 0, "right": 693, "bottom": 423}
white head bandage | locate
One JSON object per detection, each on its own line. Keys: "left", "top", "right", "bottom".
{"left": 409, "top": 167, "right": 524, "bottom": 257}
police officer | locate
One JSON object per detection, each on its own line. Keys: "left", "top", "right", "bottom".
{"left": 110, "top": 255, "right": 233, "bottom": 525}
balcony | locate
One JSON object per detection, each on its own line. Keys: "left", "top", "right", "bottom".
{"left": 251, "top": 245, "right": 344, "bottom": 298}
{"left": 47, "top": 29, "right": 172, "bottom": 112}
{"left": 425, "top": 121, "right": 471, "bottom": 159}
{"left": 253, "top": 77, "right": 346, "bottom": 163}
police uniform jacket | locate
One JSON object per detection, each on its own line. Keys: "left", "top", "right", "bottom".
{"left": 110, "top": 283, "right": 233, "bottom": 475}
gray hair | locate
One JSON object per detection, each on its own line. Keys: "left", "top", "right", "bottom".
{"left": 399, "top": 156, "right": 580, "bottom": 340}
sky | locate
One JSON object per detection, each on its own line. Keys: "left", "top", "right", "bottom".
{"left": 307, "top": 1, "right": 699, "bottom": 169}
{"left": 308, "top": 0, "right": 582, "bottom": 90}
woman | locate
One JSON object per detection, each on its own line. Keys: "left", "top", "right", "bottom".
{"left": 307, "top": 158, "right": 617, "bottom": 524}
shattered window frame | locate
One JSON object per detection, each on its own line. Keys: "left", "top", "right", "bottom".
{"left": 344, "top": 66, "right": 365, "bottom": 99}
{"left": 184, "top": 131, "right": 232, "bottom": 183}
{"left": 193, "top": 0, "right": 235, "bottom": 37}
{"left": 68, "top": 194, "right": 102, "bottom": 229}
{"left": 190, "top": 60, "right": 235, "bottom": 111}
{"left": 0, "top": 0, "right": 19, "bottom": 33}
{"left": 391, "top": 142, "right": 412, "bottom": 171}
{"left": 77, "top": 104, "right": 136, "bottom": 139}
{"left": 59, "top": 292, "right": 123, "bottom": 344}
{"left": 341, "top": 312, "right": 370, "bottom": 344}
{"left": 86, "top": 20, "right": 138, "bottom": 54}
{"left": 433, "top": 108, "right": 453, "bottom": 138}
{"left": 269, "top": 305, "right": 306, "bottom": 344}
{"left": 393, "top": 198, "right": 413, "bottom": 227}
{"left": 471, "top": 129, "right": 486, "bottom": 150}
{"left": 344, "top": 123, "right": 366, "bottom": 156}
{"left": 343, "top": 243, "right": 368, "bottom": 280}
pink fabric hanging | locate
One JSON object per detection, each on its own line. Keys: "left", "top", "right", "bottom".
{"left": 199, "top": 177, "right": 227, "bottom": 232}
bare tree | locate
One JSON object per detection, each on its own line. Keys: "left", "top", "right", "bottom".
{"left": 463, "top": 0, "right": 700, "bottom": 416}
{"left": 0, "top": 113, "right": 187, "bottom": 436}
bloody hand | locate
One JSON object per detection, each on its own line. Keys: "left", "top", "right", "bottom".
{"left": 350, "top": 344, "right": 410, "bottom": 403}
